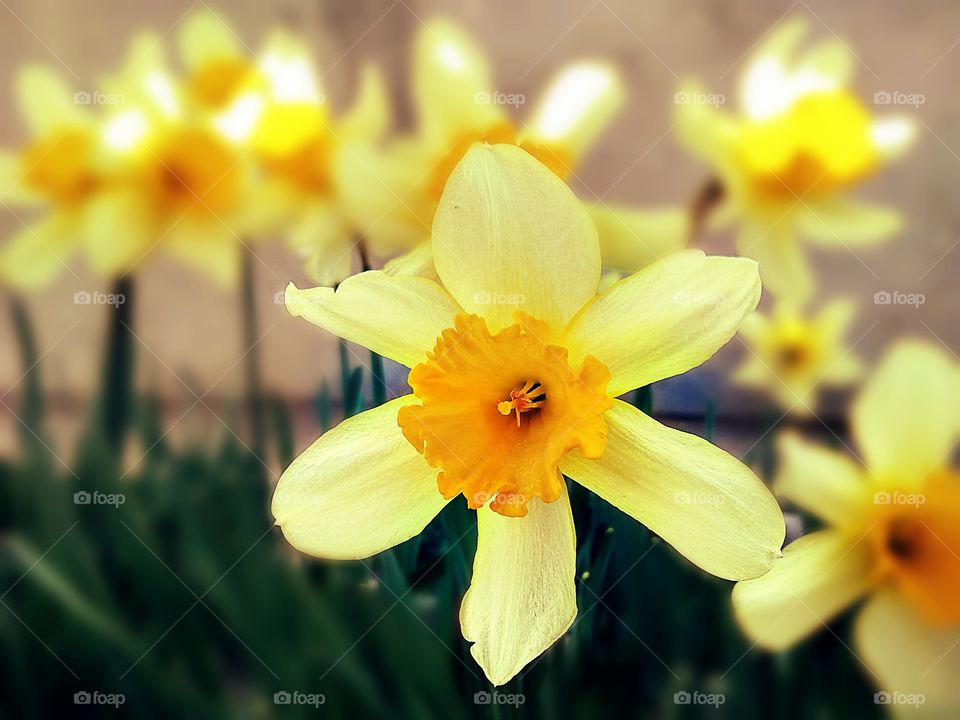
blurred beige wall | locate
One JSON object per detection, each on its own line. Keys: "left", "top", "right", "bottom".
{"left": 0, "top": 0, "right": 957, "bottom": 426}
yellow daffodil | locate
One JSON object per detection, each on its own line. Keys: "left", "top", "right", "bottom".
{"left": 337, "top": 18, "right": 687, "bottom": 278}
{"left": 676, "top": 17, "right": 916, "bottom": 303}
{"left": 274, "top": 143, "right": 784, "bottom": 685}
{"left": 732, "top": 341, "right": 960, "bottom": 713}
{"left": 0, "top": 66, "right": 118, "bottom": 288}
{"left": 173, "top": 10, "right": 391, "bottom": 284}
{"left": 96, "top": 36, "right": 268, "bottom": 287}
{"left": 734, "top": 298, "right": 863, "bottom": 415}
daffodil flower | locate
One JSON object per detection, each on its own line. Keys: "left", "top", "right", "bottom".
{"left": 734, "top": 298, "right": 863, "bottom": 415}
{"left": 733, "top": 341, "right": 960, "bottom": 712}
{"left": 337, "top": 18, "right": 687, "bottom": 279}
{"left": 676, "top": 17, "right": 916, "bottom": 303}
{"left": 0, "top": 66, "right": 116, "bottom": 288}
{"left": 274, "top": 143, "right": 784, "bottom": 685}
{"left": 173, "top": 10, "right": 392, "bottom": 284}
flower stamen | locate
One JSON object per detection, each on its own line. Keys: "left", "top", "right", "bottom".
{"left": 497, "top": 381, "right": 546, "bottom": 427}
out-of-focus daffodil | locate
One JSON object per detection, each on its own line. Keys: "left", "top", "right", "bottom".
{"left": 274, "top": 144, "right": 784, "bottom": 685}
{"left": 172, "top": 10, "right": 392, "bottom": 284}
{"left": 338, "top": 19, "right": 687, "bottom": 278}
{"left": 676, "top": 18, "right": 916, "bottom": 303}
{"left": 733, "top": 341, "right": 960, "bottom": 713}
{"left": 0, "top": 66, "right": 117, "bottom": 288}
{"left": 734, "top": 298, "right": 863, "bottom": 415}
{"left": 95, "top": 35, "right": 270, "bottom": 287}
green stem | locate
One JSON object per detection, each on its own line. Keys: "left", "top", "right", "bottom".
{"left": 101, "top": 277, "right": 135, "bottom": 450}
{"left": 357, "top": 239, "right": 387, "bottom": 408}
{"left": 9, "top": 296, "right": 44, "bottom": 451}
{"left": 241, "top": 247, "right": 265, "bottom": 464}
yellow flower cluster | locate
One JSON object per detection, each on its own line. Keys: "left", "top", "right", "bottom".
{"left": 3, "top": 10, "right": 946, "bottom": 701}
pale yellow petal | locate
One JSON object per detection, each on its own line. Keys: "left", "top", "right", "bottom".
{"left": 674, "top": 83, "right": 738, "bottom": 168}
{"left": 413, "top": 19, "right": 502, "bottom": 143}
{"left": 738, "top": 219, "right": 814, "bottom": 305}
{"left": 856, "top": 590, "right": 960, "bottom": 712}
{"left": 737, "top": 310, "right": 771, "bottom": 347}
{"left": 382, "top": 241, "right": 439, "bottom": 280}
{"left": 817, "top": 296, "right": 858, "bottom": 341}
{"left": 285, "top": 202, "right": 353, "bottom": 285}
{"left": 797, "top": 200, "right": 902, "bottom": 246}
{"left": 285, "top": 272, "right": 462, "bottom": 368}
{"left": 852, "top": 341, "right": 960, "bottom": 484}
{"left": 561, "top": 250, "right": 760, "bottom": 396}
{"left": 733, "top": 355, "right": 769, "bottom": 387}
{"left": 0, "top": 213, "right": 77, "bottom": 289}
{"left": 432, "top": 143, "right": 600, "bottom": 331}
{"left": 15, "top": 65, "right": 87, "bottom": 135}
{"left": 588, "top": 203, "right": 688, "bottom": 274}
{"left": 460, "top": 485, "right": 576, "bottom": 686}
{"left": 798, "top": 39, "right": 855, "bottom": 88}
{"left": 775, "top": 431, "right": 870, "bottom": 528}
{"left": 561, "top": 400, "right": 784, "bottom": 580}
{"left": 272, "top": 396, "right": 447, "bottom": 560}
{"left": 0, "top": 149, "right": 42, "bottom": 205}
{"left": 332, "top": 142, "right": 431, "bottom": 255}
{"left": 524, "top": 61, "right": 625, "bottom": 163}
{"left": 732, "top": 530, "right": 873, "bottom": 650}
{"left": 176, "top": 8, "right": 244, "bottom": 70}
{"left": 80, "top": 188, "right": 153, "bottom": 277}
{"left": 339, "top": 64, "right": 391, "bottom": 143}
{"left": 302, "top": 242, "right": 354, "bottom": 288}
